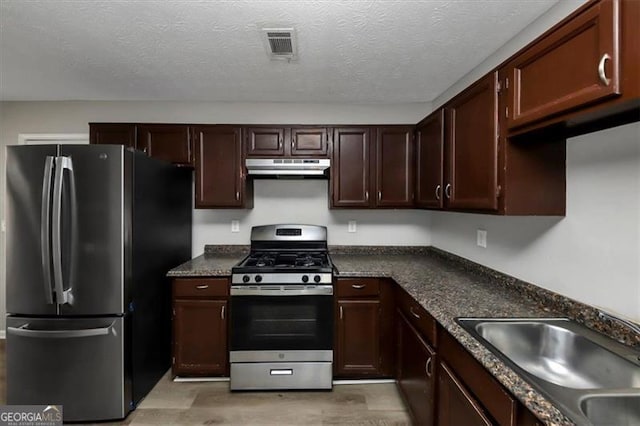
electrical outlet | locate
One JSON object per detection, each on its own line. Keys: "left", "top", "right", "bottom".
{"left": 477, "top": 229, "right": 487, "bottom": 248}
{"left": 0, "top": 219, "right": 5, "bottom": 233}
{"left": 348, "top": 220, "right": 357, "bottom": 233}
{"left": 231, "top": 220, "right": 240, "bottom": 233}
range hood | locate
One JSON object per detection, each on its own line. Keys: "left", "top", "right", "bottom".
{"left": 246, "top": 158, "right": 330, "bottom": 178}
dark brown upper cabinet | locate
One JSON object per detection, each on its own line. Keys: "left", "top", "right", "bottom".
{"left": 506, "top": 0, "right": 621, "bottom": 130}
{"left": 193, "top": 125, "right": 252, "bottom": 209}
{"left": 331, "top": 127, "right": 371, "bottom": 208}
{"left": 445, "top": 72, "right": 499, "bottom": 211}
{"left": 375, "top": 127, "right": 414, "bottom": 207}
{"left": 331, "top": 126, "right": 414, "bottom": 209}
{"left": 89, "top": 123, "right": 136, "bottom": 148}
{"left": 245, "top": 127, "right": 285, "bottom": 156}
{"left": 291, "top": 127, "right": 329, "bottom": 156}
{"left": 137, "top": 124, "right": 192, "bottom": 165}
{"left": 415, "top": 110, "right": 445, "bottom": 209}
{"left": 245, "top": 126, "right": 329, "bottom": 157}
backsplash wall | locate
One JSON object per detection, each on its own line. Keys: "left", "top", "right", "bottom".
{"left": 193, "top": 179, "right": 432, "bottom": 254}
{"left": 431, "top": 122, "right": 640, "bottom": 322}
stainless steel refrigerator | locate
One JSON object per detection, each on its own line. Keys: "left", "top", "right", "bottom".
{"left": 6, "top": 144, "right": 192, "bottom": 422}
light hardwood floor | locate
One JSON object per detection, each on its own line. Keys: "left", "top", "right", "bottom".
{"left": 1, "top": 342, "right": 410, "bottom": 425}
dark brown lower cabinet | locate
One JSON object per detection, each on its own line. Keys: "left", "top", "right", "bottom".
{"left": 397, "top": 311, "right": 436, "bottom": 426}
{"left": 437, "top": 361, "right": 493, "bottom": 426}
{"left": 172, "top": 278, "right": 229, "bottom": 377}
{"left": 335, "top": 299, "right": 381, "bottom": 376}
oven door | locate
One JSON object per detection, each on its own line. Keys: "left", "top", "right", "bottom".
{"left": 230, "top": 285, "right": 333, "bottom": 359}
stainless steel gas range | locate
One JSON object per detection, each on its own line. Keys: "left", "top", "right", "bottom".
{"left": 229, "top": 224, "right": 334, "bottom": 391}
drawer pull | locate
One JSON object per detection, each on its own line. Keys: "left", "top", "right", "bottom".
{"left": 196, "top": 285, "right": 209, "bottom": 290}
{"left": 270, "top": 369, "right": 293, "bottom": 376}
{"left": 598, "top": 53, "right": 611, "bottom": 86}
{"left": 351, "top": 284, "right": 366, "bottom": 289}
{"left": 425, "top": 357, "right": 433, "bottom": 378}
{"left": 409, "top": 307, "right": 421, "bottom": 319}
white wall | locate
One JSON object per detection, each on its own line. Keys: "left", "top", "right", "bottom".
{"left": 431, "top": 122, "right": 640, "bottom": 322}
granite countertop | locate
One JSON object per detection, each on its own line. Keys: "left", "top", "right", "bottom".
{"left": 167, "top": 245, "right": 639, "bottom": 425}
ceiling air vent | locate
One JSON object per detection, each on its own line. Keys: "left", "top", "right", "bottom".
{"left": 262, "top": 28, "right": 297, "bottom": 60}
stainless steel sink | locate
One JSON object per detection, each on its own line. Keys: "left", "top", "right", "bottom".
{"left": 580, "top": 394, "right": 640, "bottom": 426}
{"left": 457, "top": 318, "right": 640, "bottom": 425}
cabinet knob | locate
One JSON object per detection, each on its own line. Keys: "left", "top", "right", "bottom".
{"left": 598, "top": 53, "right": 611, "bottom": 86}
{"left": 435, "top": 184, "right": 441, "bottom": 201}
{"left": 445, "top": 183, "right": 452, "bottom": 199}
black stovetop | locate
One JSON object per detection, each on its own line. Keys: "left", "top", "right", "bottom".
{"left": 233, "top": 251, "right": 332, "bottom": 274}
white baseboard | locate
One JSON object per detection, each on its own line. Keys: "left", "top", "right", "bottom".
{"left": 173, "top": 376, "right": 230, "bottom": 382}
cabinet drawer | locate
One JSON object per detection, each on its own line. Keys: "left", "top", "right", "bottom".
{"left": 173, "top": 278, "right": 229, "bottom": 298}
{"left": 397, "top": 288, "right": 437, "bottom": 346}
{"left": 439, "top": 328, "right": 517, "bottom": 426}
{"left": 336, "top": 278, "right": 380, "bottom": 297}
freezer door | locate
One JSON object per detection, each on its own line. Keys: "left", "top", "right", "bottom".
{"left": 58, "top": 145, "right": 126, "bottom": 315}
{"left": 6, "top": 145, "right": 58, "bottom": 315}
{"left": 6, "top": 316, "right": 128, "bottom": 422}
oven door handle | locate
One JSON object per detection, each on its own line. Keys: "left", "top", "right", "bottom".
{"left": 230, "top": 285, "right": 333, "bottom": 296}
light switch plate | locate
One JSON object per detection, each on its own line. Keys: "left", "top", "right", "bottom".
{"left": 477, "top": 229, "right": 487, "bottom": 248}
{"left": 348, "top": 220, "right": 357, "bottom": 233}
{"left": 231, "top": 220, "right": 240, "bottom": 233}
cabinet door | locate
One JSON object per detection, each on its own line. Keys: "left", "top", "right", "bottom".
{"left": 173, "top": 299, "right": 227, "bottom": 376}
{"left": 89, "top": 123, "right": 136, "bottom": 148}
{"left": 437, "top": 361, "right": 492, "bottom": 426}
{"left": 507, "top": 0, "right": 620, "bottom": 129}
{"left": 137, "top": 124, "right": 191, "bottom": 164}
{"left": 397, "top": 312, "right": 436, "bottom": 426}
{"left": 332, "top": 128, "right": 372, "bottom": 208}
{"left": 415, "top": 111, "right": 444, "bottom": 209}
{"left": 245, "top": 127, "right": 285, "bottom": 156}
{"left": 375, "top": 127, "right": 414, "bottom": 207}
{"left": 446, "top": 72, "right": 499, "bottom": 211}
{"left": 193, "top": 125, "right": 244, "bottom": 208}
{"left": 336, "top": 299, "right": 380, "bottom": 376}
{"left": 291, "top": 127, "right": 328, "bottom": 156}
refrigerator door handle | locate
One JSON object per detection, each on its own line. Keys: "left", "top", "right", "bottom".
{"left": 7, "top": 322, "right": 115, "bottom": 339}
{"left": 52, "top": 156, "right": 76, "bottom": 305}
{"left": 40, "top": 156, "right": 55, "bottom": 304}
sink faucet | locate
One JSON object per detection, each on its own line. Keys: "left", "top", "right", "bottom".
{"left": 598, "top": 310, "right": 640, "bottom": 336}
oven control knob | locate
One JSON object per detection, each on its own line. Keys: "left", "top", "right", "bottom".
{"left": 255, "top": 275, "right": 263, "bottom": 283}
{"left": 242, "top": 275, "right": 250, "bottom": 283}
{"left": 314, "top": 275, "right": 322, "bottom": 283}
{"left": 302, "top": 275, "right": 309, "bottom": 283}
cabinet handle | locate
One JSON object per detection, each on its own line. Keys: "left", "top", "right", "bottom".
{"left": 409, "top": 307, "right": 421, "bottom": 319}
{"left": 351, "top": 284, "right": 366, "bottom": 289}
{"left": 435, "top": 184, "right": 441, "bottom": 201}
{"left": 378, "top": 191, "right": 382, "bottom": 201}
{"left": 425, "top": 357, "right": 433, "bottom": 378}
{"left": 235, "top": 191, "right": 240, "bottom": 201}
{"left": 598, "top": 53, "right": 611, "bottom": 86}
{"left": 279, "top": 138, "right": 283, "bottom": 149}
{"left": 221, "top": 305, "right": 225, "bottom": 320}
{"left": 196, "top": 284, "right": 209, "bottom": 290}
{"left": 444, "top": 183, "right": 451, "bottom": 199}
{"left": 291, "top": 140, "right": 295, "bottom": 150}
{"left": 142, "top": 147, "right": 148, "bottom": 154}
{"left": 365, "top": 191, "right": 369, "bottom": 201}
{"left": 339, "top": 305, "right": 344, "bottom": 320}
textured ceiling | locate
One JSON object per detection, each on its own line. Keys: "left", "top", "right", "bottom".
{"left": 0, "top": 0, "right": 560, "bottom": 103}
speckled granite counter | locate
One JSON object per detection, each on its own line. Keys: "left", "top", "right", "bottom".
{"left": 167, "top": 246, "right": 248, "bottom": 277}
{"left": 167, "top": 245, "right": 638, "bottom": 425}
